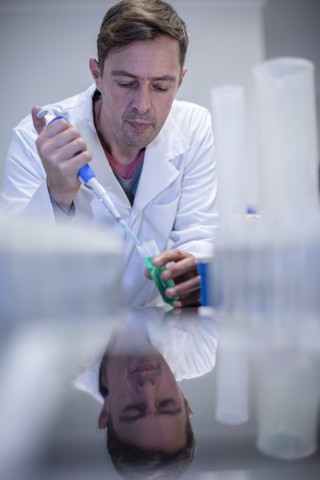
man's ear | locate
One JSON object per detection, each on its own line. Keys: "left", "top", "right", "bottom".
{"left": 98, "top": 400, "right": 109, "bottom": 430}
{"left": 89, "top": 57, "right": 103, "bottom": 92}
{"left": 178, "top": 67, "right": 188, "bottom": 88}
{"left": 182, "top": 394, "right": 194, "bottom": 418}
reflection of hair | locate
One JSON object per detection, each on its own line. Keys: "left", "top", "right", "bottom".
{"left": 106, "top": 402, "right": 195, "bottom": 480}
{"left": 97, "top": 0, "right": 188, "bottom": 72}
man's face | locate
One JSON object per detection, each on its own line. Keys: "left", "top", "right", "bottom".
{"left": 99, "top": 349, "right": 189, "bottom": 454}
{"left": 91, "top": 35, "right": 187, "bottom": 157}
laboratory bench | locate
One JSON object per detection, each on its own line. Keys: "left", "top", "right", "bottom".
{"left": 1, "top": 306, "right": 319, "bottom": 480}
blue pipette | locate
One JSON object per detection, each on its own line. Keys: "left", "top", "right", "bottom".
{"left": 78, "top": 163, "right": 142, "bottom": 249}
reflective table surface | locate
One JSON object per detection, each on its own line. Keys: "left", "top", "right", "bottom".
{"left": 1, "top": 306, "right": 320, "bottom": 480}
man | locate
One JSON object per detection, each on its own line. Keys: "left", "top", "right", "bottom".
{"left": 1, "top": 0, "right": 218, "bottom": 308}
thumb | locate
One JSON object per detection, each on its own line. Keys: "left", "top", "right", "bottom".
{"left": 31, "top": 106, "right": 46, "bottom": 134}
{"left": 144, "top": 266, "right": 152, "bottom": 280}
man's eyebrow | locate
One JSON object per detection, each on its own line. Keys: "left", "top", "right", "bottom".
{"left": 111, "top": 70, "right": 177, "bottom": 82}
{"left": 119, "top": 407, "right": 183, "bottom": 423}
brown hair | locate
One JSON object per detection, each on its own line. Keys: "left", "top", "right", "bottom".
{"left": 97, "top": 0, "right": 188, "bottom": 73}
{"left": 106, "top": 403, "right": 195, "bottom": 480}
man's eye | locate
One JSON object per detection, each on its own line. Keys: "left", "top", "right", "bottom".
{"left": 153, "top": 85, "right": 169, "bottom": 92}
{"left": 159, "top": 400, "right": 173, "bottom": 408}
{"left": 124, "top": 404, "right": 144, "bottom": 412}
{"left": 118, "top": 81, "right": 137, "bottom": 89}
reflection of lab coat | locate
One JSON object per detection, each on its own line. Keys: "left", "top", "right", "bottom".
{"left": 72, "top": 307, "right": 218, "bottom": 403}
{"left": 2, "top": 84, "right": 218, "bottom": 306}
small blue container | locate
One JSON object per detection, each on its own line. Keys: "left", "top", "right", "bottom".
{"left": 197, "top": 261, "right": 211, "bottom": 306}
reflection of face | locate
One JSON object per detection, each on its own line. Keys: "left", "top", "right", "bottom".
{"left": 90, "top": 35, "right": 187, "bottom": 158}
{"left": 99, "top": 349, "right": 188, "bottom": 454}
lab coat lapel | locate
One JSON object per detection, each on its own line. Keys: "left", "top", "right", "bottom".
{"left": 134, "top": 116, "right": 189, "bottom": 213}
{"left": 70, "top": 86, "right": 130, "bottom": 210}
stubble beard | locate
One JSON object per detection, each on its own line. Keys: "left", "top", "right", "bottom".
{"left": 120, "top": 121, "right": 159, "bottom": 150}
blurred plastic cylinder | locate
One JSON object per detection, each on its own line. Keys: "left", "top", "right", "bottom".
{"left": 252, "top": 57, "right": 319, "bottom": 217}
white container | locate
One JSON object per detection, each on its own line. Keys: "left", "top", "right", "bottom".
{"left": 210, "top": 85, "right": 247, "bottom": 227}
{"left": 215, "top": 323, "right": 249, "bottom": 425}
{"left": 252, "top": 57, "right": 319, "bottom": 217}
{"left": 256, "top": 352, "right": 319, "bottom": 460}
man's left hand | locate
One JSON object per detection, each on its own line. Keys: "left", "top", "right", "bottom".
{"left": 148, "top": 249, "right": 201, "bottom": 308}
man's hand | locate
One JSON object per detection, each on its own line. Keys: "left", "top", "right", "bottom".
{"left": 31, "top": 106, "right": 92, "bottom": 213}
{"left": 147, "top": 249, "right": 201, "bottom": 308}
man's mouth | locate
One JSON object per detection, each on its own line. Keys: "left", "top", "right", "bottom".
{"left": 127, "top": 120, "right": 152, "bottom": 132}
{"left": 128, "top": 357, "right": 160, "bottom": 375}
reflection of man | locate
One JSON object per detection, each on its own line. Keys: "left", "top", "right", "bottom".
{"left": 72, "top": 306, "right": 218, "bottom": 477}
{"left": 73, "top": 308, "right": 217, "bottom": 479}
{"left": 97, "top": 324, "right": 195, "bottom": 478}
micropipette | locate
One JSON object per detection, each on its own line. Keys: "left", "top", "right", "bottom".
{"left": 36, "top": 108, "right": 178, "bottom": 305}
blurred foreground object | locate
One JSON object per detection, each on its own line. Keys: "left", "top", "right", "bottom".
{"left": 210, "top": 85, "right": 247, "bottom": 228}
{"left": 0, "top": 217, "right": 121, "bottom": 322}
{"left": 0, "top": 216, "right": 122, "bottom": 478}
{"left": 252, "top": 57, "right": 319, "bottom": 217}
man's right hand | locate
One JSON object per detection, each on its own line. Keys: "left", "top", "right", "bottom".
{"left": 31, "top": 106, "right": 92, "bottom": 213}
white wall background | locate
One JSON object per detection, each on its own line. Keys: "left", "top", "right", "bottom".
{"left": 264, "top": 0, "right": 320, "bottom": 138}
{"left": 0, "top": 0, "right": 266, "bottom": 193}
{"left": 0, "top": 0, "right": 319, "bottom": 201}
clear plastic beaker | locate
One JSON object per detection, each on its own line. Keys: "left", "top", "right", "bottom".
{"left": 256, "top": 352, "right": 319, "bottom": 460}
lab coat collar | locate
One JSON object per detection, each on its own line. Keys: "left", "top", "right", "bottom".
{"left": 69, "top": 85, "right": 129, "bottom": 207}
{"left": 134, "top": 109, "right": 190, "bottom": 212}
{"left": 68, "top": 84, "right": 97, "bottom": 151}
{"left": 69, "top": 85, "right": 191, "bottom": 211}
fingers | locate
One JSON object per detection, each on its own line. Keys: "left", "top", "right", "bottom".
{"left": 162, "top": 256, "right": 197, "bottom": 282}
{"left": 153, "top": 251, "right": 197, "bottom": 284}
{"left": 32, "top": 106, "right": 46, "bottom": 134}
{"left": 152, "top": 248, "right": 189, "bottom": 267}
{"left": 166, "top": 273, "right": 201, "bottom": 307}
{"left": 152, "top": 248, "right": 201, "bottom": 308}
{"left": 38, "top": 123, "right": 89, "bottom": 164}
{"left": 168, "top": 272, "right": 201, "bottom": 295}
{"left": 144, "top": 267, "right": 152, "bottom": 280}
{"left": 32, "top": 111, "right": 92, "bottom": 211}
{"left": 172, "top": 289, "right": 201, "bottom": 308}
{"left": 35, "top": 114, "right": 90, "bottom": 167}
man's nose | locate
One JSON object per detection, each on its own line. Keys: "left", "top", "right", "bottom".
{"left": 133, "top": 85, "right": 152, "bottom": 113}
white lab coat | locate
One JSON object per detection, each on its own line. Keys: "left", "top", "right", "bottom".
{"left": 72, "top": 307, "right": 218, "bottom": 404}
{"left": 1, "top": 84, "right": 218, "bottom": 306}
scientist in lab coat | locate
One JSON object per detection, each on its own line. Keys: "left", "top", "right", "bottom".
{"left": 1, "top": 0, "right": 218, "bottom": 308}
